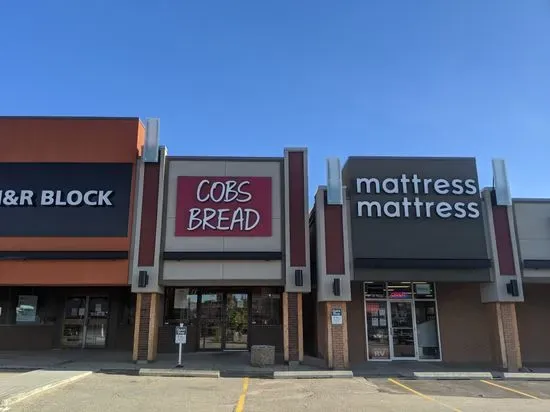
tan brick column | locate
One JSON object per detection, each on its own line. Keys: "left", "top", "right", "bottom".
{"left": 133, "top": 292, "right": 161, "bottom": 362}
{"left": 493, "top": 302, "right": 522, "bottom": 371}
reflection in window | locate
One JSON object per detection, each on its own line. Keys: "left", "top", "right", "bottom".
{"left": 251, "top": 289, "right": 281, "bottom": 326}
{"left": 16, "top": 295, "right": 38, "bottom": 323}
{"left": 415, "top": 301, "right": 440, "bottom": 359}
{"left": 414, "top": 282, "right": 435, "bottom": 299}
{"left": 364, "top": 282, "right": 386, "bottom": 299}
{"left": 164, "top": 288, "right": 198, "bottom": 325}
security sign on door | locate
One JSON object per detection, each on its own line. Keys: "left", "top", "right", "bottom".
{"left": 175, "top": 325, "right": 187, "bottom": 344}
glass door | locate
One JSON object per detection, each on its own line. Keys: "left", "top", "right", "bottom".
{"left": 225, "top": 293, "right": 248, "bottom": 350}
{"left": 62, "top": 296, "right": 109, "bottom": 348}
{"left": 365, "top": 301, "right": 390, "bottom": 360}
{"left": 61, "top": 297, "right": 87, "bottom": 348}
{"left": 85, "top": 297, "right": 109, "bottom": 348}
{"left": 199, "top": 293, "right": 223, "bottom": 350}
{"left": 389, "top": 301, "right": 417, "bottom": 359}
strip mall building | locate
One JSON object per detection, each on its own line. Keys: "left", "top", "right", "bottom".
{"left": 1, "top": 116, "right": 548, "bottom": 372}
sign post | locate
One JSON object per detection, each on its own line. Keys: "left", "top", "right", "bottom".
{"left": 175, "top": 323, "right": 187, "bottom": 367}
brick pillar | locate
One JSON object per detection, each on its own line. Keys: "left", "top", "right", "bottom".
{"left": 133, "top": 292, "right": 160, "bottom": 362}
{"left": 283, "top": 292, "right": 303, "bottom": 363}
{"left": 324, "top": 302, "right": 349, "bottom": 369}
{"left": 491, "top": 302, "right": 522, "bottom": 371}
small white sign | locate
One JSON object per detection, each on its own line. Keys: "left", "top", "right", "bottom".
{"left": 175, "top": 326, "right": 187, "bottom": 344}
{"left": 331, "top": 308, "right": 343, "bottom": 325}
{"left": 174, "top": 289, "right": 189, "bottom": 309}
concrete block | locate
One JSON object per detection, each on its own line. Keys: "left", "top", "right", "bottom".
{"left": 250, "top": 345, "right": 275, "bottom": 367}
{"left": 503, "top": 372, "right": 550, "bottom": 381}
{"left": 274, "top": 370, "right": 353, "bottom": 379}
{"left": 413, "top": 371, "right": 493, "bottom": 380}
{"left": 139, "top": 369, "right": 220, "bottom": 378}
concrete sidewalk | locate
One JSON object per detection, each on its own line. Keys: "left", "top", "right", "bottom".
{"left": 3, "top": 350, "right": 550, "bottom": 381}
{"left": 0, "top": 350, "right": 324, "bottom": 377}
{"left": 0, "top": 370, "right": 92, "bottom": 408}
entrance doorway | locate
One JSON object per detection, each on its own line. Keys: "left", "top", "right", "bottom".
{"left": 364, "top": 282, "right": 441, "bottom": 361}
{"left": 61, "top": 296, "right": 109, "bottom": 348}
{"left": 199, "top": 292, "right": 248, "bottom": 351}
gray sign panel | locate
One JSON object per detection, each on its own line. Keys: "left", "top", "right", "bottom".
{"left": 0, "top": 163, "right": 133, "bottom": 237}
{"left": 342, "top": 157, "right": 488, "bottom": 260}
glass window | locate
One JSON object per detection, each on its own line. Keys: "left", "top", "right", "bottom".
{"left": 163, "top": 288, "right": 198, "bottom": 325}
{"left": 415, "top": 301, "right": 440, "bottom": 359}
{"left": 387, "top": 282, "right": 412, "bottom": 299}
{"left": 251, "top": 289, "right": 281, "bottom": 326}
{"left": 16, "top": 295, "right": 39, "bottom": 323}
{"left": 364, "top": 282, "right": 386, "bottom": 299}
{"left": 414, "top": 282, "right": 435, "bottom": 299}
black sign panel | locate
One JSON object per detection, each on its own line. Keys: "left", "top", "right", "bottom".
{"left": 342, "top": 157, "right": 488, "bottom": 261}
{"left": 0, "top": 163, "right": 133, "bottom": 237}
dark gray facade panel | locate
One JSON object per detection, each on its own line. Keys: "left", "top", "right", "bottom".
{"left": 0, "top": 163, "right": 132, "bottom": 237}
{"left": 354, "top": 258, "right": 491, "bottom": 269}
{"left": 354, "top": 268, "right": 491, "bottom": 282}
{"left": 342, "top": 156, "right": 489, "bottom": 261}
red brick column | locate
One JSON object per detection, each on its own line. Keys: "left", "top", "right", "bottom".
{"left": 325, "top": 302, "right": 349, "bottom": 369}
{"left": 284, "top": 292, "right": 303, "bottom": 362}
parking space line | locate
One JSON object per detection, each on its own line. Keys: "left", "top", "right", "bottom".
{"left": 235, "top": 377, "right": 250, "bottom": 412}
{"left": 387, "top": 378, "right": 462, "bottom": 412}
{"left": 480, "top": 379, "right": 540, "bottom": 400}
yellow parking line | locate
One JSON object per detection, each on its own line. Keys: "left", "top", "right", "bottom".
{"left": 481, "top": 379, "right": 540, "bottom": 400}
{"left": 388, "top": 378, "right": 462, "bottom": 412}
{"left": 235, "top": 377, "right": 250, "bottom": 412}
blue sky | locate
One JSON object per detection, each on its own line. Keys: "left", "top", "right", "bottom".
{"left": 1, "top": 1, "right": 548, "bottom": 198}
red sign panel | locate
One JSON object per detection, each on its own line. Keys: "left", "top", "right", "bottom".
{"left": 175, "top": 176, "right": 272, "bottom": 237}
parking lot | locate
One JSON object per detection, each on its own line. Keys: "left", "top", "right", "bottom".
{"left": 6, "top": 373, "right": 550, "bottom": 412}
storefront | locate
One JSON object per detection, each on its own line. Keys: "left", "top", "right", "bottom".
{"left": 131, "top": 149, "right": 310, "bottom": 362}
{"left": 363, "top": 281, "right": 440, "bottom": 361}
{"left": 0, "top": 117, "right": 143, "bottom": 350}
{"left": 343, "top": 157, "right": 497, "bottom": 364}
{"left": 160, "top": 286, "right": 283, "bottom": 352}
{"left": 513, "top": 199, "right": 550, "bottom": 365}
{"left": 309, "top": 156, "right": 516, "bottom": 368}
{"left": 155, "top": 157, "right": 285, "bottom": 353}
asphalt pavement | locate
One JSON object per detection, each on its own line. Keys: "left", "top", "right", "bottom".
{"left": 6, "top": 373, "right": 550, "bottom": 412}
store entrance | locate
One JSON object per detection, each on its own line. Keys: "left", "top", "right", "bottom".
{"left": 364, "top": 282, "right": 441, "bottom": 361}
{"left": 61, "top": 296, "right": 109, "bottom": 348}
{"left": 199, "top": 292, "right": 248, "bottom": 351}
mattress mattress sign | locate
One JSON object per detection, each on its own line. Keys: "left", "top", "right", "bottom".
{"left": 354, "top": 174, "right": 480, "bottom": 219}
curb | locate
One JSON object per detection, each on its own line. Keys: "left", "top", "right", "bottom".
{"left": 0, "top": 371, "right": 92, "bottom": 408}
{"left": 273, "top": 370, "right": 354, "bottom": 379}
{"left": 413, "top": 371, "right": 493, "bottom": 380}
{"left": 139, "top": 369, "right": 220, "bottom": 378}
{"left": 503, "top": 372, "right": 550, "bottom": 381}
